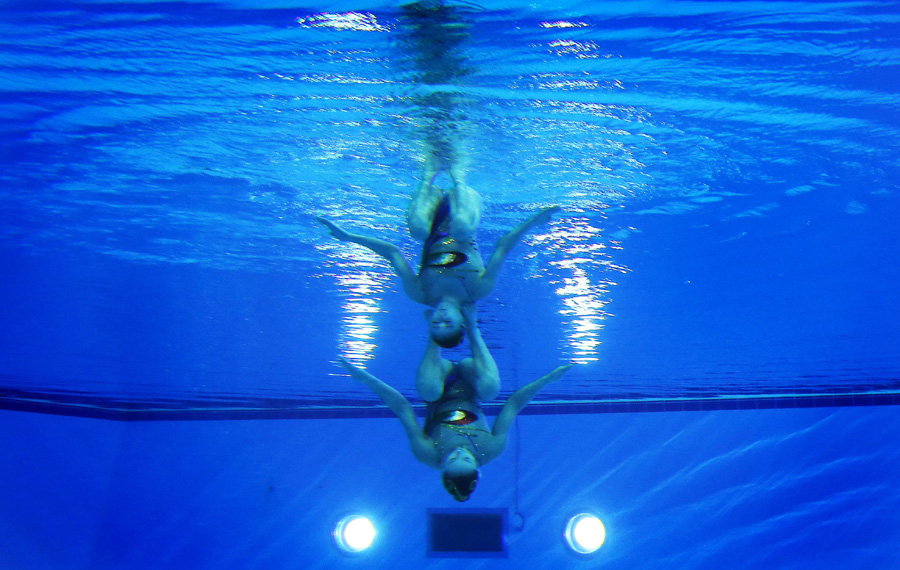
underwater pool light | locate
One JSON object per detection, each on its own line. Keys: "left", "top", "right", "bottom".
{"left": 564, "top": 513, "right": 605, "bottom": 554}
{"left": 333, "top": 515, "right": 376, "bottom": 553}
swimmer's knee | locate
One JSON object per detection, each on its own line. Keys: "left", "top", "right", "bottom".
{"left": 408, "top": 213, "right": 432, "bottom": 241}
{"left": 450, "top": 216, "right": 478, "bottom": 241}
{"left": 408, "top": 185, "right": 443, "bottom": 240}
{"left": 477, "top": 385, "right": 500, "bottom": 403}
{"left": 408, "top": 202, "right": 439, "bottom": 240}
{"left": 417, "top": 377, "right": 444, "bottom": 403}
{"left": 448, "top": 186, "right": 482, "bottom": 239}
{"left": 476, "top": 374, "right": 500, "bottom": 402}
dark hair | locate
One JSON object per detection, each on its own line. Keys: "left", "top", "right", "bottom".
{"left": 432, "top": 327, "right": 465, "bottom": 349}
{"left": 442, "top": 470, "right": 479, "bottom": 502}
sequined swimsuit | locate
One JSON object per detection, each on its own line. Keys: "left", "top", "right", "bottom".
{"left": 418, "top": 196, "right": 483, "bottom": 304}
{"left": 421, "top": 197, "right": 469, "bottom": 269}
{"left": 424, "top": 374, "right": 491, "bottom": 464}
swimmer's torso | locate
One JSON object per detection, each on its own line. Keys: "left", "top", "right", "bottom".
{"left": 419, "top": 232, "right": 486, "bottom": 305}
{"left": 424, "top": 380, "right": 500, "bottom": 466}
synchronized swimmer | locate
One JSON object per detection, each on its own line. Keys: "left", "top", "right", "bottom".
{"left": 318, "top": 0, "right": 570, "bottom": 502}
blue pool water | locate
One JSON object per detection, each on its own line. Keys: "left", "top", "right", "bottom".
{"left": 1, "top": 1, "right": 899, "bottom": 568}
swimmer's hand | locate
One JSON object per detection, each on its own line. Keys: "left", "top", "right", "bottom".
{"left": 317, "top": 216, "right": 352, "bottom": 241}
{"left": 526, "top": 205, "right": 561, "bottom": 230}
{"left": 493, "top": 205, "right": 562, "bottom": 259}
{"left": 337, "top": 356, "right": 369, "bottom": 383}
{"left": 543, "top": 363, "right": 573, "bottom": 383}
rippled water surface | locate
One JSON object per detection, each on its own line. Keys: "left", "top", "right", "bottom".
{"left": 2, "top": 2, "right": 900, "bottom": 570}
{"left": 1, "top": 0, "right": 898, "bottom": 409}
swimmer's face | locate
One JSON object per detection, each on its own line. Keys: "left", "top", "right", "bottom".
{"left": 441, "top": 449, "right": 479, "bottom": 501}
{"left": 442, "top": 447, "right": 478, "bottom": 476}
{"left": 429, "top": 303, "right": 463, "bottom": 344}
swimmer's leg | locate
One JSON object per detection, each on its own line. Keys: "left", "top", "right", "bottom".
{"left": 457, "top": 356, "right": 500, "bottom": 403}
{"left": 447, "top": 162, "right": 482, "bottom": 240}
{"left": 457, "top": 304, "right": 498, "bottom": 401}
{"left": 407, "top": 152, "right": 444, "bottom": 241}
{"left": 416, "top": 338, "right": 453, "bottom": 402}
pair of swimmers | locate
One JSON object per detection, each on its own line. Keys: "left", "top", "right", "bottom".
{"left": 318, "top": 157, "right": 570, "bottom": 501}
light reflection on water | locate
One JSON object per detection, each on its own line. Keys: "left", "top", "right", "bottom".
{"left": 1, "top": 0, "right": 896, "bottom": 406}
{"left": 317, "top": 242, "right": 395, "bottom": 365}
{"left": 296, "top": 12, "right": 391, "bottom": 34}
{"left": 529, "top": 216, "right": 629, "bottom": 363}
{"left": 336, "top": 272, "right": 383, "bottom": 364}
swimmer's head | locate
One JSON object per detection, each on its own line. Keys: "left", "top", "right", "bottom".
{"left": 441, "top": 448, "right": 479, "bottom": 501}
{"left": 429, "top": 302, "right": 464, "bottom": 348}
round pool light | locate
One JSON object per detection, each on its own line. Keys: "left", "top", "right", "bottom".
{"left": 333, "top": 515, "right": 376, "bottom": 553}
{"left": 564, "top": 513, "right": 606, "bottom": 554}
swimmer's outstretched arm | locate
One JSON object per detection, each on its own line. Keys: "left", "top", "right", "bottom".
{"left": 337, "top": 357, "right": 438, "bottom": 466}
{"left": 491, "top": 364, "right": 572, "bottom": 437}
{"left": 480, "top": 206, "right": 560, "bottom": 290}
{"left": 318, "top": 217, "right": 425, "bottom": 304}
